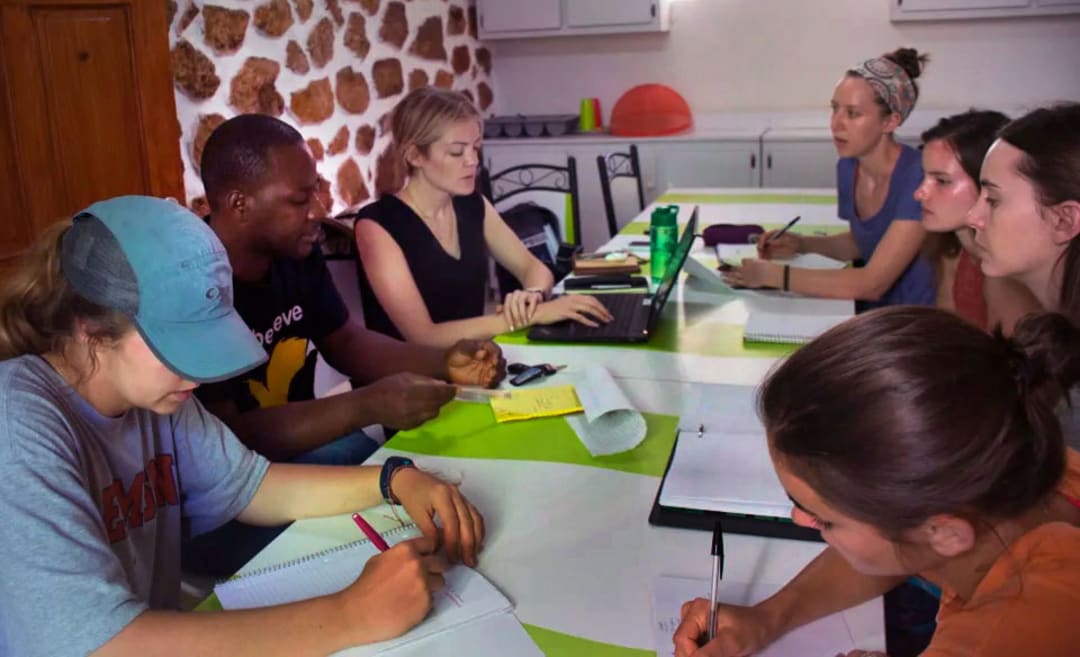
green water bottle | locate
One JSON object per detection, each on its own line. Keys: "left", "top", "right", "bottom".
{"left": 649, "top": 205, "right": 679, "bottom": 284}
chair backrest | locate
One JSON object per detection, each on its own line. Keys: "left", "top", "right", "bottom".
{"left": 596, "top": 144, "right": 645, "bottom": 238}
{"left": 480, "top": 157, "right": 582, "bottom": 246}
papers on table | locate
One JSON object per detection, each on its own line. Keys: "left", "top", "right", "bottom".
{"left": 215, "top": 521, "right": 540, "bottom": 657}
{"left": 652, "top": 576, "right": 859, "bottom": 657}
{"left": 657, "top": 383, "right": 790, "bottom": 518}
{"left": 742, "top": 294, "right": 854, "bottom": 344}
{"left": 683, "top": 244, "right": 847, "bottom": 296}
{"left": 489, "top": 385, "right": 583, "bottom": 422}
{"left": 565, "top": 365, "right": 647, "bottom": 456}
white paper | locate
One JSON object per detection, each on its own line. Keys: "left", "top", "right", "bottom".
{"left": 370, "top": 612, "right": 543, "bottom": 657}
{"left": 652, "top": 576, "right": 859, "bottom": 657}
{"left": 658, "top": 384, "right": 791, "bottom": 517}
{"left": 564, "top": 365, "right": 647, "bottom": 456}
{"left": 215, "top": 524, "right": 514, "bottom": 657}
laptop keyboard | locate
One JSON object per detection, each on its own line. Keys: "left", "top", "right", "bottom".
{"left": 551, "top": 293, "right": 648, "bottom": 339}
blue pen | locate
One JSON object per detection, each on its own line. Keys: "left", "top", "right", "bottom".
{"left": 763, "top": 215, "right": 802, "bottom": 245}
{"left": 707, "top": 519, "right": 725, "bottom": 643}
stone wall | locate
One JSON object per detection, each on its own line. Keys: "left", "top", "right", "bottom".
{"left": 167, "top": 0, "right": 493, "bottom": 214}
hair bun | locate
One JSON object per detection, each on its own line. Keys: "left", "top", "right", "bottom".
{"left": 886, "top": 47, "right": 929, "bottom": 80}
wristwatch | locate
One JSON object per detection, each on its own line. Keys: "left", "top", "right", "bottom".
{"left": 379, "top": 456, "right": 415, "bottom": 505}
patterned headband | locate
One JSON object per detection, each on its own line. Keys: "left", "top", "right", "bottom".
{"left": 851, "top": 57, "right": 917, "bottom": 123}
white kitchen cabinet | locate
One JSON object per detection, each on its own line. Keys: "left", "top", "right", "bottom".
{"left": 565, "top": 0, "right": 659, "bottom": 28}
{"left": 476, "top": 0, "right": 561, "bottom": 34}
{"left": 478, "top": 0, "right": 668, "bottom": 39}
{"left": 760, "top": 138, "right": 838, "bottom": 189}
{"left": 890, "top": 0, "right": 1080, "bottom": 20}
{"left": 643, "top": 140, "right": 760, "bottom": 192}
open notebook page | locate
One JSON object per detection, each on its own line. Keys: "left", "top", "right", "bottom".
{"left": 658, "top": 384, "right": 790, "bottom": 517}
{"left": 653, "top": 576, "right": 860, "bottom": 657}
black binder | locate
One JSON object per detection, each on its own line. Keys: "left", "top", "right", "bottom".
{"left": 647, "top": 432, "right": 824, "bottom": 543}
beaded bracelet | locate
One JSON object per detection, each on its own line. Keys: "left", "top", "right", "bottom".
{"left": 379, "top": 456, "right": 415, "bottom": 505}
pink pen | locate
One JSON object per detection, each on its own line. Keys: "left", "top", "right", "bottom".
{"left": 352, "top": 512, "right": 390, "bottom": 552}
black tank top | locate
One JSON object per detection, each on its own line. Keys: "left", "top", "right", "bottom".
{"left": 354, "top": 192, "right": 488, "bottom": 340}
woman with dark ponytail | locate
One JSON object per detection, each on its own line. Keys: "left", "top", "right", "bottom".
{"left": 674, "top": 306, "right": 1080, "bottom": 657}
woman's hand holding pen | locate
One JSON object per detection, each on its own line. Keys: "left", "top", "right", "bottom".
{"left": 341, "top": 536, "right": 448, "bottom": 644}
{"left": 391, "top": 467, "right": 486, "bottom": 567}
{"left": 672, "top": 599, "right": 779, "bottom": 657}
{"left": 756, "top": 230, "right": 802, "bottom": 260}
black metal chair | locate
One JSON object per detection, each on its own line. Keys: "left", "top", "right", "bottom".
{"left": 479, "top": 157, "right": 582, "bottom": 246}
{"left": 596, "top": 144, "right": 645, "bottom": 238}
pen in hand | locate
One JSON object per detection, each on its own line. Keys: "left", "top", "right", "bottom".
{"left": 763, "top": 215, "right": 802, "bottom": 245}
{"left": 707, "top": 519, "right": 725, "bottom": 643}
{"left": 353, "top": 512, "right": 391, "bottom": 552}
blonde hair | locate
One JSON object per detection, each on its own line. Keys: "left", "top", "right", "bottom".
{"left": 380, "top": 87, "right": 481, "bottom": 196}
{"left": 0, "top": 220, "right": 130, "bottom": 363}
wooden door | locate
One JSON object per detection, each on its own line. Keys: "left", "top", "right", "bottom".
{"left": 0, "top": 0, "right": 183, "bottom": 260}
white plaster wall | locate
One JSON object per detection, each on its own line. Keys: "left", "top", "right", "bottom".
{"left": 490, "top": 0, "right": 1080, "bottom": 119}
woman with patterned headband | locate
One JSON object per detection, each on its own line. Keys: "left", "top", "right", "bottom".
{"left": 725, "top": 48, "right": 936, "bottom": 309}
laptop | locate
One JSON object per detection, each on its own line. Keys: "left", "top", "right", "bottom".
{"left": 528, "top": 207, "right": 698, "bottom": 343}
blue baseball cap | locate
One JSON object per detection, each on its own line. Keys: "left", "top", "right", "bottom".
{"left": 60, "top": 196, "right": 267, "bottom": 383}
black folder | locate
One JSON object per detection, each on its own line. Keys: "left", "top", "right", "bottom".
{"left": 647, "top": 432, "right": 824, "bottom": 543}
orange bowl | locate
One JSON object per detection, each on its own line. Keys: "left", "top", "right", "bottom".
{"left": 609, "top": 84, "right": 692, "bottom": 137}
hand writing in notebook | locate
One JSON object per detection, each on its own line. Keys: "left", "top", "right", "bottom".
{"left": 342, "top": 536, "right": 450, "bottom": 645}
{"left": 391, "top": 467, "right": 486, "bottom": 567}
{"left": 672, "top": 598, "right": 777, "bottom": 657}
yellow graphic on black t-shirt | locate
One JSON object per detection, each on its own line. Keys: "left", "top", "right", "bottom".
{"left": 248, "top": 337, "right": 308, "bottom": 408}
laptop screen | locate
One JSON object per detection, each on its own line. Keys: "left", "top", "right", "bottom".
{"left": 649, "top": 206, "right": 698, "bottom": 316}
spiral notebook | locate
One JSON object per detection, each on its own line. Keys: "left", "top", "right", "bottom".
{"left": 214, "top": 523, "right": 520, "bottom": 656}
{"left": 742, "top": 296, "right": 853, "bottom": 344}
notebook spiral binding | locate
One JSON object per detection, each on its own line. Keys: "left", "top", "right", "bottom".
{"left": 223, "top": 522, "right": 419, "bottom": 582}
{"left": 743, "top": 332, "right": 811, "bottom": 345}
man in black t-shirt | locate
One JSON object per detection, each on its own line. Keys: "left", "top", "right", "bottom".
{"left": 195, "top": 115, "right": 504, "bottom": 462}
{"left": 183, "top": 115, "right": 504, "bottom": 576}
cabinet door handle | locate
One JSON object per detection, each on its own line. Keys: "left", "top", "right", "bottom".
{"left": 767, "top": 154, "right": 773, "bottom": 169}
{"left": 651, "top": 3, "right": 656, "bottom": 18}
{"left": 750, "top": 153, "right": 756, "bottom": 169}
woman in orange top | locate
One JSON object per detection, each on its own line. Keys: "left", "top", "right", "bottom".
{"left": 914, "top": 110, "right": 1039, "bottom": 332}
{"left": 674, "top": 307, "right": 1080, "bottom": 657}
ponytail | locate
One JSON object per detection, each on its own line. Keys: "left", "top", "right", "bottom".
{"left": 1001, "top": 312, "right": 1080, "bottom": 483}
{"left": 0, "top": 220, "right": 130, "bottom": 362}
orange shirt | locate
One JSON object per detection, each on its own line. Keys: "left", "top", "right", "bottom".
{"left": 921, "top": 449, "right": 1080, "bottom": 656}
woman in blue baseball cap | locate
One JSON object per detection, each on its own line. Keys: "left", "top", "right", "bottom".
{"left": 0, "top": 196, "right": 484, "bottom": 656}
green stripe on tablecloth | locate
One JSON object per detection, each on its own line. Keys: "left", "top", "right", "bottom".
{"left": 657, "top": 192, "right": 836, "bottom": 205}
{"left": 496, "top": 311, "right": 797, "bottom": 358}
{"left": 385, "top": 401, "right": 679, "bottom": 478}
{"left": 619, "top": 222, "right": 848, "bottom": 237}
{"left": 524, "top": 624, "right": 654, "bottom": 657}
{"left": 195, "top": 595, "right": 223, "bottom": 612}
